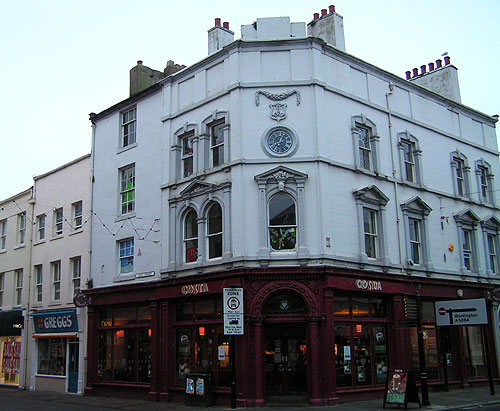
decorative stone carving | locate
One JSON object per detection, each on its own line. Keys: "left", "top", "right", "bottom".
{"left": 255, "top": 90, "right": 301, "bottom": 122}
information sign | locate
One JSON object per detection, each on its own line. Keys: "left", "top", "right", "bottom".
{"left": 223, "top": 288, "right": 244, "bottom": 335}
{"left": 435, "top": 298, "right": 487, "bottom": 326}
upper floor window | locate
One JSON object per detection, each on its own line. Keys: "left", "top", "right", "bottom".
{"left": 120, "top": 165, "right": 135, "bottom": 215}
{"left": 15, "top": 269, "right": 23, "bottom": 306}
{"left": 184, "top": 208, "right": 198, "bottom": 263}
{"left": 487, "top": 234, "right": 498, "bottom": 274}
{"left": 398, "top": 132, "right": 422, "bottom": 185}
{"left": 268, "top": 192, "right": 297, "bottom": 251}
{"left": 475, "top": 160, "right": 494, "bottom": 205}
{"left": 352, "top": 115, "right": 380, "bottom": 173}
{"left": 0, "top": 273, "right": 3, "bottom": 306}
{"left": 207, "top": 203, "right": 222, "bottom": 259}
{"left": 119, "top": 238, "right": 134, "bottom": 274}
{"left": 122, "top": 107, "right": 136, "bottom": 148}
{"left": 451, "top": 151, "right": 470, "bottom": 198}
{"left": 353, "top": 185, "right": 390, "bottom": 264}
{"left": 72, "top": 201, "right": 83, "bottom": 229}
{"left": 37, "top": 215, "right": 45, "bottom": 241}
{"left": 72, "top": 257, "right": 81, "bottom": 294}
{"left": 52, "top": 261, "right": 61, "bottom": 301}
{"left": 481, "top": 216, "right": 500, "bottom": 276}
{"left": 54, "top": 208, "right": 63, "bottom": 236}
{"left": 0, "top": 220, "right": 5, "bottom": 250}
{"left": 454, "top": 209, "right": 480, "bottom": 274}
{"left": 35, "top": 265, "right": 43, "bottom": 303}
{"left": 17, "top": 212, "right": 26, "bottom": 245}
{"left": 182, "top": 133, "right": 195, "bottom": 178}
{"left": 210, "top": 121, "right": 224, "bottom": 168}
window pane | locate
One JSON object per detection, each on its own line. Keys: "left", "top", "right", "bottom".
{"left": 185, "top": 210, "right": 197, "bottom": 238}
{"left": 333, "top": 296, "right": 350, "bottom": 317}
{"left": 113, "top": 329, "right": 135, "bottom": 381}
{"left": 466, "top": 326, "right": 486, "bottom": 377}
{"left": 207, "top": 204, "right": 222, "bottom": 234}
{"left": 38, "top": 338, "right": 66, "bottom": 376}
{"left": 176, "top": 302, "right": 193, "bottom": 322}
{"left": 269, "top": 193, "right": 296, "bottom": 226}
{"left": 353, "top": 324, "right": 372, "bottom": 385}
{"left": 195, "top": 300, "right": 215, "bottom": 320}
{"left": 177, "top": 328, "right": 192, "bottom": 384}
{"left": 138, "top": 329, "right": 151, "bottom": 382}
{"left": 371, "top": 298, "right": 387, "bottom": 318}
{"left": 374, "top": 326, "right": 389, "bottom": 384}
{"left": 335, "top": 324, "right": 352, "bottom": 387}
{"left": 98, "top": 330, "right": 112, "bottom": 380}
{"left": 352, "top": 298, "right": 369, "bottom": 318}
{"left": 114, "top": 306, "right": 136, "bottom": 326}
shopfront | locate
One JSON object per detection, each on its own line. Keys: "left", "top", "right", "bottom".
{"left": 30, "top": 309, "right": 80, "bottom": 393}
{"left": 0, "top": 310, "right": 23, "bottom": 386}
{"left": 84, "top": 268, "right": 498, "bottom": 406}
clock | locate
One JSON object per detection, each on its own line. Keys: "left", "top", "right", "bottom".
{"left": 262, "top": 126, "right": 298, "bottom": 157}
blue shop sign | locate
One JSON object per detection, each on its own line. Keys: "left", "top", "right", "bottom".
{"left": 31, "top": 310, "right": 78, "bottom": 333}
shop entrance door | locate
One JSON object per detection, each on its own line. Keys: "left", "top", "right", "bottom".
{"left": 67, "top": 343, "right": 79, "bottom": 393}
{"left": 264, "top": 323, "right": 307, "bottom": 403}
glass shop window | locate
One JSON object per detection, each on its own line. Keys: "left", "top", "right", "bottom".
{"left": 38, "top": 338, "right": 66, "bottom": 376}
{"left": 175, "top": 298, "right": 222, "bottom": 322}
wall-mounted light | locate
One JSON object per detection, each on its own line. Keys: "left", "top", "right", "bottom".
{"left": 199, "top": 327, "right": 205, "bottom": 336}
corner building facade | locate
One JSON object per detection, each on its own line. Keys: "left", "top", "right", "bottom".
{"left": 86, "top": 9, "right": 500, "bottom": 406}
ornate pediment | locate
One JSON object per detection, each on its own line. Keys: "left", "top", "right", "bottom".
{"left": 482, "top": 215, "right": 500, "bottom": 230}
{"left": 254, "top": 166, "right": 308, "bottom": 186}
{"left": 179, "top": 180, "right": 216, "bottom": 197}
{"left": 454, "top": 208, "right": 480, "bottom": 224}
{"left": 353, "top": 185, "right": 389, "bottom": 206}
{"left": 401, "top": 196, "right": 432, "bottom": 215}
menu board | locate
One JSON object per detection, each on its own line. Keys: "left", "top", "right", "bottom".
{"left": 383, "top": 369, "right": 421, "bottom": 409}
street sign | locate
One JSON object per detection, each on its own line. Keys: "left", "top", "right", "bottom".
{"left": 223, "top": 288, "right": 244, "bottom": 335}
{"left": 435, "top": 298, "right": 487, "bottom": 326}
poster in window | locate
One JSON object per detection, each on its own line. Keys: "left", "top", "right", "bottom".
{"left": 357, "top": 365, "right": 365, "bottom": 381}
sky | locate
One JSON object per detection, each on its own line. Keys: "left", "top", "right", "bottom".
{"left": 1, "top": 0, "right": 499, "bottom": 200}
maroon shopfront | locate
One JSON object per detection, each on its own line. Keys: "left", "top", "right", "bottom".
{"left": 84, "top": 267, "right": 498, "bottom": 406}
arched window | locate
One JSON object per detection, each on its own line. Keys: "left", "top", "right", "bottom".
{"left": 207, "top": 203, "right": 222, "bottom": 259}
{"left": 184, "top": 208, "right": 198, "bottom": 263}
{"left": 268, "top": 193, "right": 297, "bottom": 251}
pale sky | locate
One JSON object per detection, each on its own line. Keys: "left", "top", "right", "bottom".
{"left": 1, "top": 0, "right": 499, "bottom": 200}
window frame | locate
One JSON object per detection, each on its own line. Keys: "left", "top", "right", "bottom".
{"left": 454, "top": 209, "right": 481, "bottom": 274}
{"left": 72, "top": 201, "right": 83, "bottom": 230}
{"left": 54, "top": 208, "right": 63, "bottom": 236}
{"left": 15, "top": 269, "right": 23, "bottom": 306}
{"left": 397, "top": 131, "right": 422, "bottom": 186}
{"left": 35, "top": 265, "right": 43, "bottom": 303}
{"left": 37, "top": 215, "right": 46, "bottom": 241}
{"left": 202, "top": 110, "right": 229, "bottom": 171}
{"left": 121, "top": 107, "right": 137, "bottom": 148}
{"left": 52, "top": 261, "right": 61, "bottom": 301}
{"left": 206, "top": 202, "right": 223, "bottom": 260}
{"left": 481, "top": 216, "right": 500, "bottom": 275}
{"left": 351, "top": 115, "right": 380, "bottom": 173}
{"left": 181, "top": 132, "right": 195, "bottom": 179}
{"left": 72, "top": 257, "right": 81, "bottom": 295}
{"left": 0, "top": 220, "right": 6, "bottom": 250}
{"left": 210, "top": 120, "right": 225, "bottom": 168}
{"left": 362, "top": 207, "right": 378, "bottom": 259}
{"left": 118, "top": 238, "right": 134, "bottom": 275}
{"left": 451, "top": 151, "right": 470, "bottom": 199}
{"left": 17, "top": 212, "right": 26, "bottom": 245}
{"left": 119, "top": 164, "right": 135, "bottom": 216}
{"left": 183, "top": 208, "right": 198, "bottom": 263}
{"left": 475, "top": 159, "right": 494, "bottom": 205}
{"left": 0, "top": 273, "right": 4, "bottom": 306}
{"left": 268, "top": 192, "right": 298, "bottom": 252}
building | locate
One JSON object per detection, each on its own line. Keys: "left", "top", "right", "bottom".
{"left": 86, "top": 7, "right": 500, "bottom": 406}
{"left": 25, "top": 154, "right": 91, "bottom": 394}
{"left": 0, "top": 188, "right": 33, "bottom": 387}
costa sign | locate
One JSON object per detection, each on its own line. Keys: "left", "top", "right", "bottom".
{"left": 181, "top": 283, "right": 209, "bottom": 295}
{"left": 355, "top": 279, "right": 382, "bottom": 292}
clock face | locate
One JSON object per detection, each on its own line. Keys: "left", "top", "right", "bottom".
{"left": 267, "top": 129, "right": 293, "bottom": 154}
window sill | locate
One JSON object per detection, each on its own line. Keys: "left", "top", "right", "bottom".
{"left": 51, "top": 235, "right": 64, "bottom": 241}
{"left": 115, "top": 212, "right": 136, "bottom": 222}
{"left": 117, "top": 142, "right": 138, "bottom": 154}
{"left": 48, "top": 301, "right": 62, "bottom": 307}
{"left": 69, "top": 229, "right": 83, "bottom": 237}
{"left": 35, "top": 374, "right": 66, "bottom": 379}
{"left": 13, "top": 244, "right": 26, "bottom": 250}
{"left": 33, "top": 239, "right": 46, "bottom": 246}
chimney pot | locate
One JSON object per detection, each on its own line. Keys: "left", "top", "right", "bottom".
{"left": 215, "top": 18, "right": 221, "bottom": 27}
{"left": 420, "top": 65, "right": 427, "bottom": 75}
{"left": 444, "top": 56, "right": 451, "bottom": 65}
{"left": 428, "top": 62, "right": 435, "bottom": 71}
{"left": 405, "top": 71, "right": 411, "bottom": 80}
{"left": 412, "top": 68, "right": 419, "bottom": 77}
{"left": 329, "top": 5, "right": 335, "bottom": 13}
{"left": 137, "top": 60, "right": 143, "bottom": 66}
{"left": 313, "top": 12, "right": 320, "bottom": 20}
{"left": 223, "top": 21, "right": 229, "bottom": 30}
{"left": 321, "top": 9, "right": 327, "bottom": 17}
{"left": 436, "top": 59, "right": 442, "bottom": 68}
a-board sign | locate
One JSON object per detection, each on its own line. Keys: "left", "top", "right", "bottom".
{"left": 435, "top": 298, "right": 487, "bottom": 326}
{"left": 383, "top": 369, "right": 421, "bottom": 410}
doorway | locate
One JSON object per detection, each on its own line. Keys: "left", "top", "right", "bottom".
{"left": 264, "top": 322, "right": 307, "bottom": 403}
{"left": 67, "top": 342, "right": 79, "bottom": 393}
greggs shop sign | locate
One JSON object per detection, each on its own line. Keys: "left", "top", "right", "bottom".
{"left": 32, "top": 310, "right": 78, "bottom": 333}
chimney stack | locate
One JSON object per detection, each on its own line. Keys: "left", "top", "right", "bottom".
{"left": 208, "top": 18, "right": 234, "bottom": 55}
{"left": 307, "top": 5, "right": 346, "bottom": 51}
{"left": 129, "top": 60, "right": 166, "bottom": 96}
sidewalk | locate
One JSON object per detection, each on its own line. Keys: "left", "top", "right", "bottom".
{"left": 1, "top": 384, "right": 499, "bottom": 410}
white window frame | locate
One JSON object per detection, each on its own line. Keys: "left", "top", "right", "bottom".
{"left": 351, "top": 115, "right": 380, "bottom": 173}
{"left": 52, "top": 261, "right": 61, "bottom": 301}
{"left": 37, "top": 215, "right": 45, "bottom": 241}
{"left": 0, "top": 219, "right": 6, "bottom": 250}
{"left": 353, "top": 185, "right": 390, "bottom": 264}
{"left": 17, "top": 212, "right": 26, "bottom": 245}
{"left": 451, "top": 150, "right": 471, "bottom": 199}
{"left": 121, "top": 107, "right": 137, "bottom": 148}
{"left": 119, "top": 238, "right": 134, "bottom": 274}
{"left": 120, "top": 164, "right": 135, "bottom": 215}
{"left": 183, "top": 208, "right": 199, "bottom": 263}
{"left": 0, "top": 273, "right": 4, "bottom": 306}
{"left": 172, "top": 123, "right": 198, "bottom": 181}
{"left": 71, "top": 257, "right": 81, "bottom": 294}
{"left": 481, "top": 216, "right": 500, "bottom": 276}
{"left": 181, "top": 133, "right": 195, "bottom": 178}
{"left": 363, "top": 207, "right": 378, "bottom": 258}
{"left": 397, "top": 131, "right": 423, "bottom": 186}
{"left": 454, "top": 209, "right": 481, "bottom": 275}
{"left": 72, "top": 201, "right": 83, "bottom": 230}
{"left": 475, "top": 159, "right": 494, "bottom": 205}
{"left": 15, "top": 269, "right": 23, "bottom": 306}
{"left": 54, "top": 208, "right": 63, "bottom": 236}
{"left": 268, "top": 192, "right": 298, "bottom": 252}
{"left": 201, "top": 111, "right": 229, "bottom": 171}
{"left": 206, "top": 203, "right": 223, "bottom": 260}
{"left": 35, "top": 265, "right": 43, "bottom": 303}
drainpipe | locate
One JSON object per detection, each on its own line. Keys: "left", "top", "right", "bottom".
{"left": 385, "top": 83, "right": 404, "bottom": 270}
